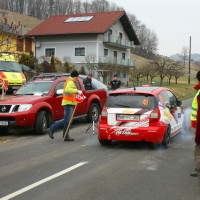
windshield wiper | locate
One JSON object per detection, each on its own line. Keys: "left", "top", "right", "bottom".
{"left": 114, "top": 104, "right": 130, "bottom": 108}
{"left": 24, "top": 93, "right": 35, "bottom": 95}
{"left": 0, "top": 69, "right": 9, "bottom": 72}
{"left": 11, "top": 70, "right": 21, "bottom": 72}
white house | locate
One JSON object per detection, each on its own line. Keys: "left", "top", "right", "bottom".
{"left": 26, "top": 11, "right": 140, "bottom": 83}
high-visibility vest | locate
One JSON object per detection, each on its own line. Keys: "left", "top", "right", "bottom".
{"left": 63, "top": 78, "right": 78, "bottom": 102}
{"left": 191, "top": 90, "right": 200, "bottom": 121}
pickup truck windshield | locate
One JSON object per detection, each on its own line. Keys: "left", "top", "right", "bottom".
{"left": 15, "top": 81, "right": 54, "bottom": 95}
{"left": 0, "top": 61, "right": 22, "bottom": 72}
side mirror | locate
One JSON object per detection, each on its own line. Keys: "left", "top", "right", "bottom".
{"left": 166, "top": 103, "right": 172, "bottom": 109}
{"left": 177, "top": 100, "right": 182, "bottom": 106}
{"left": 55, "top": 89, "right": 63, "bottom": 96}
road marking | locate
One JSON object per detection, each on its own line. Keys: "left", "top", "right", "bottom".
{"left": 0, "top": 161, "right": 88, "bottom": 200}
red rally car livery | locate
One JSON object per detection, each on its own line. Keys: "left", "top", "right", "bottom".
{"left": 98, "top": 87, "right": 184, "bottom": 148}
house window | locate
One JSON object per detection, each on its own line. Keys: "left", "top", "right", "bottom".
{"left": 65, "top": 16, "right": 94, "bottom": 23}
{"left": 108, "top": 29, "right": 112, "bottom": 42}
{"left": 104, "top": 49, "right": 108, "bottom": 56}
{"left": 45, "top": 48, "right": 55, "bottom": 57}
{"left": 17, "top": 38, "right": 24, "bottom": 52}
{"left": 25, "top": 38, "right": 32, "bottom": 53}
{"left": 75, "top": 47, "right": 85, "bottom": 56}
{"left": 119, "top": 33, "right": 123, "bottom": 44}
{"left": 114, "top": 51, "right": 117, "bottom": 58}
{"left": 122, "top": 53, "right": 126, "bottom": 60}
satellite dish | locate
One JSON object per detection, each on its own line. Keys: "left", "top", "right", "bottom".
{"left": 35, "top": 41, "right": 41, "bottom": 48}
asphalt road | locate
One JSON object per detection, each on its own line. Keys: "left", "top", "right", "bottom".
{"left": 0, "top": 98, "right": 200, "bottom": 200}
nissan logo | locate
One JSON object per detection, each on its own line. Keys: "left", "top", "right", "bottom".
{"left": 1, "top": 106, "right": 6, "bottom": 112}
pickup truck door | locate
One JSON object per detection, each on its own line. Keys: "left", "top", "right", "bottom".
{"left": 52, "top": 81, "right": 65, "bottom": 120}
{"left": 75, "top": 80, "right": 87, "bottom": 116}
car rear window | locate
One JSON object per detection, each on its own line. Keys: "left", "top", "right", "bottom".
{"left": 106, "top": 93, "right": 157, "bottom": 109}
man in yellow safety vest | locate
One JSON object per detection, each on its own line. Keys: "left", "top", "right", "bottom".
{"left": 47, "top": 70, "right": 80, "bottom": 141}
{"left": 190, "top": 71, "right": 200, "bottom": 180}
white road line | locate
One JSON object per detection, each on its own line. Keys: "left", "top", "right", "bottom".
{"left": 0, "top": 161, "right": 88, "bottom": 200}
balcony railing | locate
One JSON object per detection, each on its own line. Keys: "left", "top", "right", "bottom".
{"left": 103, "top": 35, "right": 133, "bottom": 49}
{"left": 98, "top": 56, "right": 136, "bottom": 67}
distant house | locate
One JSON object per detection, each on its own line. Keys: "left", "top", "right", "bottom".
{"left": 0, "top": 22, "right": 33, "bottom": 58}
{"left": 26, "top": 11, "right": 140, "bottom": 83}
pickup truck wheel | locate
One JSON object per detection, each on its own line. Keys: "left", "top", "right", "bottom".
{"left": 35, "top": 111, "right": 48, "bottom": 134}
{"left": 0, "top": 128, "right": 9, "bottom": 135}
{"left": 86, "top": 103, "right": 101, "bottom": 123}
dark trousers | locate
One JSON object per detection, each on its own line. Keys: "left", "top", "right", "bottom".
{"left": 50, "top": 105, "right": 74, "bottom": 137}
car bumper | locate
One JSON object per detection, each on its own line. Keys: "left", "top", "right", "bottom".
{"left": 98, "top": 124, "right": 167, "bottom": 144}
{"left": 0, "top": 112, "right": 35, "bottom": 128}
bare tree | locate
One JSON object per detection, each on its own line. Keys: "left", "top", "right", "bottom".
{"left": 148, "top": 65, "right": 158, "bottom": 84}
{"left": 149, "top": 57, "right": 174, "bottom": 86}
{"left": 90, "top": 0, "right": 110, "bottom": 12}
{"left": 173, "top": 62, "right": 185, "bottom": 84}
{"left": 130, "top": 66, "right": 144, "bottom": 86}
{"left": 0, "top": 18, "right": 26, "bottom": 56}
{"left": 179, "top": 46, "right": 188, "bottom": 70}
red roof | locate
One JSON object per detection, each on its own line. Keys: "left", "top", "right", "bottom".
{"left": 27, "top": 11, "right": 125, "bottom": 36}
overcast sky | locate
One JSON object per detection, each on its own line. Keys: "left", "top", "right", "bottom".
{"left": 109, "top": 0, "right": 199, "bottom": 56}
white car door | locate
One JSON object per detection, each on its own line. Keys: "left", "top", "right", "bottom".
{"left": 165, "top": 90, "right": 184, "bottom": 134}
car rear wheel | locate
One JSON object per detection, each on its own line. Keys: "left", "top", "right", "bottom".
{"left": 86, "top": 103, "right": 101, "bottom": 123}
{"left": 35, "top": 110, "right": 48, "bottom": 134}
{"left": 99, "top": 138, "right": 112, "bottom": 146}
{"left": 162, "top": 125, "right": 171, "bottom": 148}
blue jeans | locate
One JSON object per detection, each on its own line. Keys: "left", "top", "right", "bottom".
{"left": 50, "top": 105, "right": 74, "bottom": 137}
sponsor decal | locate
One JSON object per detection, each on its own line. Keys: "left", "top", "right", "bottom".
{"left": 163, "top": 110, "right": 172, "bottom": 121}
{"left": 142, "top": 99, "right": 149, "bottom": 106}
{"left": 116, "top": 130, "right": 139, "bottom": 135}
{"left": 158, "top": 101, "right": 165, "bottom": 110}
{"left": 122, "top": 109, "right": 134, "bottom": 114}
{"left": 11, "top": 74, "right": 17, "bottom": 78}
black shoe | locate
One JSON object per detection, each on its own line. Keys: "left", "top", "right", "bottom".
{"left": 65, "top": 136, "right": 74, "bottom": 141}
{"left": 47, "top": 128, "right": 54, "bottom": 139}
{"left": 190, "top": 172, "right": 198, "bottom": 177}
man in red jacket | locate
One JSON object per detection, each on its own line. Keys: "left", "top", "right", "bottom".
{"left": 191, "top": 71, "right": 200, "bottom": 183}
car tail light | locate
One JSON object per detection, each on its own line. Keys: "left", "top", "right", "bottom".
{"left": 100, "top": 107, "right": 108, "bottom": 124}
{"left": 149, "top": 107, "right": 160, "bottom": 123}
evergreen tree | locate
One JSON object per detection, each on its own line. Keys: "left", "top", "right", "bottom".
{"left": 50, "top": 56, "right": 56, "bottom": 72}
{"left": 79, "top": 66, "right": 86, "bottom": 75}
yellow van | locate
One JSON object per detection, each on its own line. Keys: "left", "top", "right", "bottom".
{"left": 0, "top": 54, "right": 26, "bottom": 92}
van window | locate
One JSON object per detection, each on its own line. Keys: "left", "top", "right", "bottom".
{"left": 106, "top": 93, "right": 157, "bottom": 109}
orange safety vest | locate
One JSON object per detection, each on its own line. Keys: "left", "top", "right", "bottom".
{"left": 63, "top": 78, "right": 78, "bottom": 102}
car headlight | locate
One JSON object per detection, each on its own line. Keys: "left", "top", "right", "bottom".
{"left": 18, "top": 104, "right": 33, "bottom": 112}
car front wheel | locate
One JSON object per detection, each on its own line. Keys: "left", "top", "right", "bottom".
{"left": 35, "top": 110, "right": 48, "bottom": 134}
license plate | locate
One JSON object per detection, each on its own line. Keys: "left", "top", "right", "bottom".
{"left": 117, "top": 114, "right": 139, "bottom": 121}
{"left": 0, "top": 121, "right": 8, "bottom": 126}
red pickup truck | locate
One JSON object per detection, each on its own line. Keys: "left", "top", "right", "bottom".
{"left": 0, "top": 73, "right": 108, "bottom": 134}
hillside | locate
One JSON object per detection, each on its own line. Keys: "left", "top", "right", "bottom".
{"left": 0, "top": 9, "right": 42, "bottom": 30}
{"left": 131, "top": 53, "right": 149, "bottom": 68}
{"left": 170, "top": 53, "right": 200, "bottom": 62}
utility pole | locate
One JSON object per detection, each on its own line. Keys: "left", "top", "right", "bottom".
{"left": 188, "top": 36, "right": 191, "bottom": 84}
